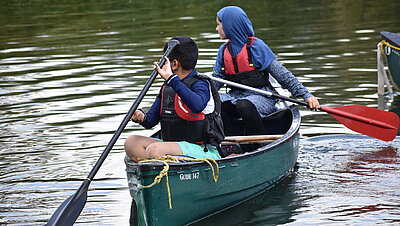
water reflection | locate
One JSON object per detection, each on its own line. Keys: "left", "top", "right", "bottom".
{"left": 378, "top": 94, "right": 400, "bottom": 135}
{"left": 190, "top": 135, "right": 400, "bottom": 225}
{"left": 390, "top": 96, "right": 400, "bottom": 125}
{"left": 323, "top": 145, "right": 400, "bottom": 220}
{"left": 191, "top": 175, "right": 298, "bottom": 226}
{"left": 296, "top": 135, "right": 400, "bottom": 225}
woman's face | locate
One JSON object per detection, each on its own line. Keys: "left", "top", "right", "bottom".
{"left": 215, "top": 17, "right": 227, "bottom": 39}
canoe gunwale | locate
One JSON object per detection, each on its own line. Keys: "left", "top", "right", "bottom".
{"left": 381, "top": 31, "right": 400, "bottom": 48}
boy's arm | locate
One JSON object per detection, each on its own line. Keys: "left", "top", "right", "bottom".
{"left": 168, "top": 76, "right": 210, "bottom": 113}
{"left": 140, "top": 96, "right": 161, "bottom": 129}
{"left": 153, "top": 57, "right": 210, "bottom": 113}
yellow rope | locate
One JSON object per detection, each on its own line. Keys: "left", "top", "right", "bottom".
{"left": 380, "top": 40, "right": 400, "bottom": 54}
{"left": 138, "top": 155, "right": 219, "bottom": 209}
{"left": 139, "top": 159, "right": 172, "bottom": 208}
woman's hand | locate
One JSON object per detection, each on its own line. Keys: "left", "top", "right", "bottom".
{"left": 154, "top": 56, "right": 174, "bottom": 80}
{"left": 306, "top": 96, "right": 320, "bottom": 110}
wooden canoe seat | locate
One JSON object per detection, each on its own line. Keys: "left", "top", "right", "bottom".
{"left": 222, "top": 134, "right": 283, "bottom": 145}
{"left": 219, "top": 134, "right": 283, "bottom": 157}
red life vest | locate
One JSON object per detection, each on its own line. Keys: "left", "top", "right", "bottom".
{"left": 222, "top": 37, "right": 271, "bottom": 88}
{"left": 223, "top": 36, "right": 256, "bottom": 74}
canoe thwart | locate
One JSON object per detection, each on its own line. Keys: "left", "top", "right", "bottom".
{"left": 221, "top": 140, "right": 275, "bottom": 145}
{"left": 223, "top": 134, "right": 283, "bottom": 143}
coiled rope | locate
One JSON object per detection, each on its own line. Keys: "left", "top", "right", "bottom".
{"left": 138, "top": 155, "right": 219, "bottom": 209}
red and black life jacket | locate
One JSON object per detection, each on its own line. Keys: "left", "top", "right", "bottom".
{"left": 160, "top": 75, "right": 224, "bottom": 147}
{"left": 222, "top": 36, "right": 271, "bottom": 88}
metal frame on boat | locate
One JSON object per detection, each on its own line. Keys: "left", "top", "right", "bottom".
{"left": 125, "top": 104, "right": 301, "bottom": 226}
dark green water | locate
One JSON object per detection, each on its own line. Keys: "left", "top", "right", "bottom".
{"left": 1, "top": 0, "right": 399, "bottom": 225}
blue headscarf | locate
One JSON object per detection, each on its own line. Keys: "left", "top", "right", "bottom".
{"left": 217, "top": 6, "right": 254, "bottom": 55}
{"left": 215, "top": 6, "right": 275, "bottom": 72}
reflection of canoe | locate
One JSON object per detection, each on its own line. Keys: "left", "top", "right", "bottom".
{"left": 193, "top": 175, "right": 297, "bottom": 225}
{"left": 125, "top": 105, "right": 300, "bottom": 226}
{"left": 380, "top": 31, "right": 400, "bottom": 90}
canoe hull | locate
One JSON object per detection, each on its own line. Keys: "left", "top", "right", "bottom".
{"left": 381, "top": 31, "right": 400, "bottom": 90}
{"left": 125, "top": 105, "right": 300, "bottom": 226}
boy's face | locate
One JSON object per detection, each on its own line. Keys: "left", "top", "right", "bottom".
{"left": 215, "top": 17, "right": 227, "bottom": 39}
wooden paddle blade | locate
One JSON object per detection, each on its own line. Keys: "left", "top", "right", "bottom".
{"left": 321, "top": 105, "right": 399, "bottom": 141}
{"left": 47, "top": 180, "right": 89, "bottom": 226}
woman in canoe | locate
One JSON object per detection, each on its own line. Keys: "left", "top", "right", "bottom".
{"left": 213, "top": 6, "right": 320, "bottom": 136}
{"left": 124, "top": 36, "right": 223, "bottom": 162}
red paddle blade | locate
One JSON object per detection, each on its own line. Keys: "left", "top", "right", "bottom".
{"left": 320, "top": 105, "right": 399, "bottom": 142}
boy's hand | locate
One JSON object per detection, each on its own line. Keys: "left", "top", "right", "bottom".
{"left": 130, "top": 110, "right": 145, "bottom": 123}
{"left": 154, "top": 56, "right": 174, "bottom": 80}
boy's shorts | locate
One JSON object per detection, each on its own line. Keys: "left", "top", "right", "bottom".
{"left": 176, "top": 141, "right": 221, "bottom": 160}
{"left": 154, "top": 139, "right": 221, "bottom": 159}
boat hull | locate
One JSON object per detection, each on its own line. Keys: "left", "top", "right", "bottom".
{"left": 125, "top": 105, "right": 300, "bottom": 226}
{"left": 381, "top": 31, "right": 400, "bottom": 90}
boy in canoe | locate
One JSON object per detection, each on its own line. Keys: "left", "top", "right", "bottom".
{"left": 213, "top": 6, "right": 320, "bottom": 136}
{"left": 125, "top": 36, "right": 223, "bottom": 162}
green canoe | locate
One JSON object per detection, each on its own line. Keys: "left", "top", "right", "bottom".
{"left": 125, "top": 105, "right": 300, "bottom": 226}
{"left": 381, "top": 31, "right": 400, "bottom": 90}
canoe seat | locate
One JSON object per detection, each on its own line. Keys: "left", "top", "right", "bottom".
{"left": 223, "top": 134, "right": 283, "bottom": 144}
{"left": 220, "top": 134, "right": 283, "bottom": 157}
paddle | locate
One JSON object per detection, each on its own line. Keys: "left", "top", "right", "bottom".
{"left": 46, "top": 39, "right": 180, "bottom": 226}
{"left": 206, "top": 75, "right": 399, "bottom": 142}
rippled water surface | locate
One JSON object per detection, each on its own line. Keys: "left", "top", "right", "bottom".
{"left": 1, "top": 0, "right": 400, "bottom": 225}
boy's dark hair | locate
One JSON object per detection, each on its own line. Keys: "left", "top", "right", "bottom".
{"left": 164, "top": 36, "right": 198, "bottom": 70}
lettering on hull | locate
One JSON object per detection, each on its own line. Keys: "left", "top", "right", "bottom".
{"left": 179, "top": 171, "right": 200, "bottom": 180}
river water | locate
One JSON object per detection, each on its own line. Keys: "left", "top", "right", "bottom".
{"left": 1, "top": 0, "right": 399, "bottom": 225}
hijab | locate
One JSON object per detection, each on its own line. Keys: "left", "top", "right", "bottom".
{"left": 215, "top": 6, "right": 275, "bottom": 72}
{"left": 217, "top": 6, "right": 254, "bottom": 56}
